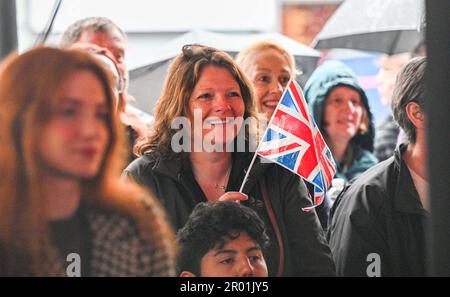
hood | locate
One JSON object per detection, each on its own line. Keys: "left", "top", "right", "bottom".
{"left": 304, "top": 60, "right": 375, "bottom": 152}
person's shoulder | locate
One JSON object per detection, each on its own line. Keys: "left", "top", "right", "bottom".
{"left": 351, "top": 156, "right": 394, "bottom": 186}
{"left": 124, "top": 153, "right": 158, "bottom": 175}
{"left": 339, "top": 158, "right": 396, "bottom": 212}
{"left": 346, "top": 147, "right": 379, "bottom": 179}
{"left": 86, "top": 195, "right": 170, "bottom": 246}
{"left": 354, "top": 147, "right": 379, "bottom": 165}
{"left": 85, "top": 200, "right": 176, "bottom": 276}
{"left": 86, "top": 204, "right": 142, "bottom": 241}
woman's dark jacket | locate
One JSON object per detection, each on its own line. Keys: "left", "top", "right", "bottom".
{"left": 124, "top": 151, "right": 336, "bottom": 276}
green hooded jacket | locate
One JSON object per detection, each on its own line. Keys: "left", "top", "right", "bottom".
{"left": 304, "top": 60, "right": 378, "bottom": 182}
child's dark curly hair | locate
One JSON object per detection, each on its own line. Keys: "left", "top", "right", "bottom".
{"left": 176, "top": 202, "right": 270, "bottom": 275}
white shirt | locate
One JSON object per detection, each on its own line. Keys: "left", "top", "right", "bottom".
{"left": 407, "top": 165, "right": 430, "bottom": 212}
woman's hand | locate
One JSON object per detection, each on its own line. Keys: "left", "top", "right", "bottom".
{"left": 217, "top": 191, "right": 248, "bottom": 203}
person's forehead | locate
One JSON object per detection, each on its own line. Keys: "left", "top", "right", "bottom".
{"left": 78, "top": 28, "right": 126, "bottom": 47}
{"left": 329, "top": 85, "right": 360, "bottom": 95}
{"left": 249, "top": 49, "right": 293, "bottom": 72}
{"left": 379, "top": 53, "right": 411, "bottom": 69}
{"left": 213, "top": 232, "right": 260, "bottom": 252}
{"left": 194, "top": 66, "right": 239, "bottom": 87}
{"left": 58, "top": 70, "right": 107, "bottom": 105}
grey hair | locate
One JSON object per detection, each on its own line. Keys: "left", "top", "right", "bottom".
{"left": 391, "top": 56, "right": 427, "bottom": 143}
{"left": 60, "top": 16, "right": 125, "bottom": 47}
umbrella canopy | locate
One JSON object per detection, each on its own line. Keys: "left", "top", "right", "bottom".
{"left": 312, "top": 0, "right": 424, "bottom": 55}
{"left": 128, "top": 29, "right": 320, "bottom": 114}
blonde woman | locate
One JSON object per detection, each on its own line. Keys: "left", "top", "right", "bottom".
{"left": 0, "top": 47, "right": 175, "bottom": 276}
{"left": 236, "top": 40, "right": 297, "bottom": 120}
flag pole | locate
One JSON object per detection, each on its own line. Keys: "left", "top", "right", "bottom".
{"left": 239, "top": 115, "right": 271, "bottom": 193}
{"left": 238, "top": 150, "right": 258, "bottom": 193}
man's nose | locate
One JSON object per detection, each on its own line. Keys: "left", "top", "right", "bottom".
{"left": 236, "top": 258, "right": 254, "bottom": 277}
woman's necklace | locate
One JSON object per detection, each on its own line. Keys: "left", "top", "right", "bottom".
{"left": 214, "top": 166, "right": 232, "bottom": 192}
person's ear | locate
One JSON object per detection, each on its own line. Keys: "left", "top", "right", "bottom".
{"left": 358, "top": 108, "right": 369, "bottom": 135}
{"left": 405, "top": 102, "right": 425, "bottom": 129}
{"left": 180, "top": 271, "right": 197, "bottom": 277}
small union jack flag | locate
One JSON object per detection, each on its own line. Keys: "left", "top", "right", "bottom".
{"left": 257, "top": 80, "right": 336, "bottom": 211}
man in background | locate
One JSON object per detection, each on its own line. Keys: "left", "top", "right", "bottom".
{"left": 61, "top": 17, "right": 152, "bottom": 161}
{"left": 373, "top": 52, "right": 411, "bottom": 162}
{"left": 329, "top": 57, "right": 429, "bottom": 276}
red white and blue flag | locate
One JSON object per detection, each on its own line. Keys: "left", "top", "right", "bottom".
{"left": 257, "top": 80, "right": 336, "bottom": 211}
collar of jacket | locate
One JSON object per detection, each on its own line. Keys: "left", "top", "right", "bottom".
{"left": 151, "top": 152, "right": 272, "bottom": 193}
{"left": 392, "top": 143, "right": 429, "bottom": 216}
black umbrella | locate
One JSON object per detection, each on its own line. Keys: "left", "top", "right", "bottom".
{"left": 312, "top": 0, "right": 424, "bottom": 55}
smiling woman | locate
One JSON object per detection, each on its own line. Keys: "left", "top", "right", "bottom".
{"left": 236, "top": 40, "right": 298, "bottom": 120}
{"left": 0, "top": 47, "right": 176, "bottom": 276}
{"left": 125, "top": 44, "right": 336, "bottom": 277}
{"left": 304, "top": 60, "right": 378, "bottom": 229}
{"left": 188, "top": 66, "right": 246, "bottom": 151}
{"left": 305, "top": 60, "right": 377, "bottom": 182}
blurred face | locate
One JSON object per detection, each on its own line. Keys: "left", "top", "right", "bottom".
{"left": 245, "top": 48, "right": 293, "bottom": 119}
{"left": 376, "top": 53, "right": 411, "bottom": 105}
{"left": 323, "top": 86, "right": 365, "bottom": 145}
{"left": 188, "top": 66, "right": 245, "bottom": 149}
{"left": 200, "top": 231, "right": 268, "bottom": 277}
{"left": 39, "top": 70, "right": 110, "bottom": 179}
{"left": 77, "top": 29, "right": 127, "bottom": 78}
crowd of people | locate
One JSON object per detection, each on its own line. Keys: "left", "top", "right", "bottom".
{"left": 0, "top": 16, "right": 429, "bottom": 277}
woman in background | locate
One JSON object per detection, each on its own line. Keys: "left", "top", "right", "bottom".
{"left": 305, "top": 60, "right": 377, "bottom": 182}
{"left": 236, "top": 40, "right": 298, "bottom": 120}
{"left": 304, "top": 60, "right": 378, "bottom": 229}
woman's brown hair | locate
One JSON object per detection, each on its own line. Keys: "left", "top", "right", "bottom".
{"left": 0, "top": 47, "right": 175, "bottom": 276}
